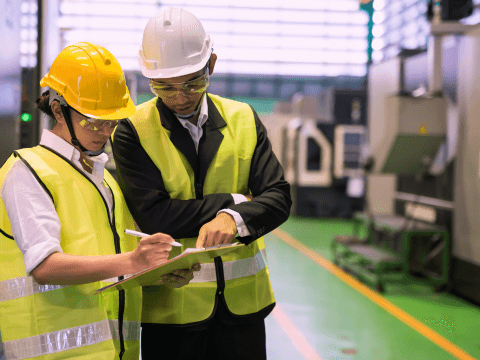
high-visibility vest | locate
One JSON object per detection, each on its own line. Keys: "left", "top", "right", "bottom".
{"left": 0, "top": 146, "right": 142, "bottom": 360}
{"left": 128, "top": 94, "right": 275, "bottom": 324}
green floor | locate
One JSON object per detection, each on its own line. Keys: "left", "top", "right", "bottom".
{"left": 265, "top": 216, "right": 480, "bottom": 360}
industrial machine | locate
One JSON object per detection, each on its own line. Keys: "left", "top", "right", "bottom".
{"left": 281, "top": 89, "right": 368, "bottom": 218}
{"left": 332, "top": 2, "right": 480, "bottom": 294}
{"left": 370, "top": 95, "right": 447, "bottom": 176}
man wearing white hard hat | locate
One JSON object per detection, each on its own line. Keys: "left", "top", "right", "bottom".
{"left": 112, "top": 7, "right": 291, "bottom": 359}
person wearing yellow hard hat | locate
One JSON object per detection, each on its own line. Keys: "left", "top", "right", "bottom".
{"left": 0, "top": 42, "right": 198, "bottom": 360}
{"left": 112, "top": 7, "right": 292, "bottom": 360}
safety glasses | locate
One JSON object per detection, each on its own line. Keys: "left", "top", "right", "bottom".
{"left": 78, "top": 118, "right": 119, "bottom": 131}
{"left": 149, "top": 73, "right": 209, "bottom": 99}
{"left": 70, "top": 107, "right": 119, "bottom": 131}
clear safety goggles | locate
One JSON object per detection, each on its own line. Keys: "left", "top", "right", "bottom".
{"left": 68, "top": 106, "right": 119, "bottom": 131}
{"left": 149, "top": 73, "right": 209, "bottom": 100}
{"left": 74, "top": 111, "right": 119, "bottom": 131}
{"left": 78, "top": 118, "right": 118, "bottom": 131}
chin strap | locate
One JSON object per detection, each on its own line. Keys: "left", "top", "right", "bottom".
{"left": 59, "top": 105, "right": 107, "bottom": 157}
{"left": 49, "top": 89, "right": 106, "bottom": 157}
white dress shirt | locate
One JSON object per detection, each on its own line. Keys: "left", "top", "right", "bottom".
{"left": 1, "top": 129, "right": 113, "bottom": 274}
{"left": 175, "top": 96, "right": 251, "bottom": 237}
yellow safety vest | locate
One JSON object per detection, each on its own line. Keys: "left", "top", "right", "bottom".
{"left": 0, "top": 146, "right": 142, "bottom": 360}
{"left": 128, "top": 94, "right": 275, "bottom": 325}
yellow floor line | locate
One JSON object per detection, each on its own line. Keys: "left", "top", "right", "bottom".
{"left": 272, "top": 228, "right": 477, "bottom": 360}
{"left": 271, "top": 305, "right": 324, "bottom": 360}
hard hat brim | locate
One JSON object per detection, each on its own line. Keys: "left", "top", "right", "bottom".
{"left": 138, "top": 52, "right": 211, "bottom": 80}
{"left": 74, "top": 97, "right": 137, "bottom": 120}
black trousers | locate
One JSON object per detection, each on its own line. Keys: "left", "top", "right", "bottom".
{"left": 141, "top": 317, "right": 267, "bottom": 360}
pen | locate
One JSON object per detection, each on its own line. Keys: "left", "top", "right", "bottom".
{"left": 125, "top": 229, "right": 183, "bottom": 247}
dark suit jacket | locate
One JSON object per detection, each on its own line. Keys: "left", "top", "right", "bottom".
{"left": 112, "top": 94, "right": 291, "bottom": 245}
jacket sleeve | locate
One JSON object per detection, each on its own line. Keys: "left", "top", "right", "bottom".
{"left": 112, "top": 119, "right": 237, "bottom": 239}
{"left": 228, "top": 107, "right": 292, "bottom": 245}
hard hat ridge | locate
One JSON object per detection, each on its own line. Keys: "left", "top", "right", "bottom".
{"left": 162, "top": 6, "right": 173, "bottom": 26}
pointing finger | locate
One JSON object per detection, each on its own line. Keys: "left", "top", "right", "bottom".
{"left": 196, "top": 227, "right": 207, "bottom": 249}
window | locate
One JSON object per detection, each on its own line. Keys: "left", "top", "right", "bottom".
{"left": 57, "top": 0, "right": 369, "bottom": 77}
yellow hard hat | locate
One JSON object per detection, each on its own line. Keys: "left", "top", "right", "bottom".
{"left": 40, "top": 42, "right": 136, "bottom": 120}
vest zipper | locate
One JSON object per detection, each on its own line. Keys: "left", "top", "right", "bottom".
{"left": 38, "top": 145, "right": 127, "bottom": 359}
{"left": 195, "top": 175, "right": 227, "bottom": 314}
{"left": 195, "top": 182, "right": 203, "bottom": 199}
{"left": 214, "top": 256, "right": 226, "bottom": 296}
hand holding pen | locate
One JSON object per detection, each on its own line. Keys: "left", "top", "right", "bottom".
{"left": 125, "top": 229, "right": 182, "bottom": 247}
{"left": 125, "top": 229, "right": 180, "bottom": 273}
{"left": 126, "top": 229, "right": 201, "bottom": 287}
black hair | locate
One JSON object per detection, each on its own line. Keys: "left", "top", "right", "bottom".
{"left": 36, "top": 90, "right": 54, "bottom": 117}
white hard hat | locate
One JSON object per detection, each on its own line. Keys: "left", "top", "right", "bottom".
{"left": 138, "top": 7, "right": 213, "bottom": 79}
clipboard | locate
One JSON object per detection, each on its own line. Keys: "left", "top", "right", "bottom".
{"left": 95, "top": 242, "right": 244, "bottom": 294}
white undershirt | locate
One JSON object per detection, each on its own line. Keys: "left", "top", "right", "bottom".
{"left": 1, "top": 129, "right": 113, "bottom": 275}
{"left": 176, "top": 95, "right": 209, "bottom": 154}
{"left": 175, "top": 96, "right": 251, "bottom": 237}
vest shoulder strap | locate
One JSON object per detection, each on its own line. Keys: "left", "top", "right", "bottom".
{"left": 128, "top": 97, "right": 161, "bottom": 140}
{"left": 208, "top": 94, "right": 255, "bottom": 128}
{"left": 13, "top": 148, "right": 54, "bottom": 203}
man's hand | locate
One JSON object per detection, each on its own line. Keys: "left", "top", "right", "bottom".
{"left": 129, "top": 233, "right": 173, "bottom": 273}
{"left": 195, "top": 213, "right": 237, "bottom": 248}
{"left": 160, "top": 263, "right": 201, "bottom": 288}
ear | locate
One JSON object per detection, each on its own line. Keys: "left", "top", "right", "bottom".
{"left": 50, "top": 101, "right": 66, "bottom": 124}
{"left": 209, "top": 53, "right": 217, "bottom": 76}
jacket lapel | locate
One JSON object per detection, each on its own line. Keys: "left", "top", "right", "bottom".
{"left": 155, "top": 95, "right": 227, "bottom": 185}
{"left": 156, "top": 98, "right": 199, "bottom": 176}
{"left": 197, "top": 95, "right": 227, "bottom": 185}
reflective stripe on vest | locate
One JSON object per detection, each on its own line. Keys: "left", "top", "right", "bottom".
{"left": 0, "top": 276, "right": 69, "bottom": 302}
{"left": 2, "top": 319, "right": 140, "bottom": 360}
{"left": 191, "top": 248, "right": 267, "bottom": 283}
{"left": 101, "top": 249, "right": 267, "bottom": 285}
{"left": 108, "top": 320, "right": 141, "bottom": 342}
